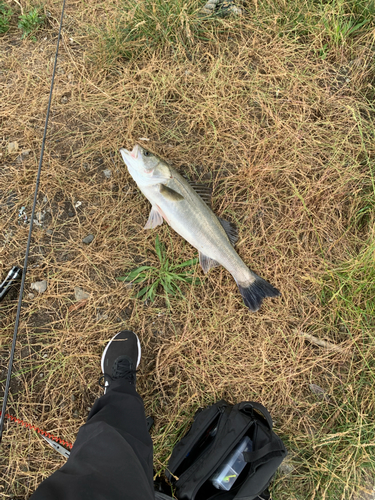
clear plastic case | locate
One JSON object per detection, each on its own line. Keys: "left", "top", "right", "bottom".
{"left": 211, "top": 436, "right": 252, "bottom": 491}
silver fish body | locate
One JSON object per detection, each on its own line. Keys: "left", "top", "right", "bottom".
{"left": 120, "top": 144, "right": 280, "bottom": 311}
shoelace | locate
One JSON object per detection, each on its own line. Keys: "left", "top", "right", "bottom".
{"left": 99, "top": 358, "right": 137, "bottom": 388}
{"left": 112, "top": 358, "right": 136, "bottom": 381}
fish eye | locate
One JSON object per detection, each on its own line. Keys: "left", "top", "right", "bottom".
{"left": 143, "top": 150, "right": 153, "bottom": 157}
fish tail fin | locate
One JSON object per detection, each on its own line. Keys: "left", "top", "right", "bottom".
{"left": 236, "top": 274, "right": 280, "bottom": 312}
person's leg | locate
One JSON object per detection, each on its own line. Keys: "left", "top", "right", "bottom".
{"left": 30, "top": 331, "right": 154, "bottom": 500}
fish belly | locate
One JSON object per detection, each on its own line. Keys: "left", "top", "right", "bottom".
{"left": 143, "top": 185, "right": 250, "bottom": 282}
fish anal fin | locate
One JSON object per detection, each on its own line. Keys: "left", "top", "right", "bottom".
{"left": 159, "top": 183, "right": 184, "bottom": 201}
{"left": 199, "top": 252, "right": 220, "bottom": 274}
{"left": 144, "top": 207, "right": 164, "bottom": 229}
{"left": 218, "top": 218, "right": 239, "bottom": 246}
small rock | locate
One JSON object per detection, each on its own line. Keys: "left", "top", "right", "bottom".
{"left": 74, "top": 286, "right": 91, "bottom": 301}
{"left": 43, "top": 196, "right": 48, "bottom": 203}
{"left": 27, "top": 293, "right": 35, "bottom": 300}
{"left": 71, "top": 394, "right": 76, "bottom": 402}
{"left": 201, "top": 0, "right": 242, "bottom": 16}
{"left": 73, "top": 410, "right": 79, "bottom": 418}
{"left": 43, "top": 354, "right": 48, "bottom": 359}
{"left": 46, "top": 229, "right": 53, "bottom": 236}
{"left": 4, "top": 230, "right": 13, "bottom": 244}
{"left": 7, "top": 141, "right": 19, "bottom": 154}
{"left": 309, "top": 383, "right": 332, "bottom": 402}
{"left": 39, "top": 373, "right": 44, "bottom": 378}
{"left": 68, "top": 211, "right": 75, "bottom": 217}
{"left": 103, "top": 169, "right": 112, "bottom": 179}
{"left": 16, "top": 149, "right": 31, "bottom": 164}
{"left": 279, "top": 460, "right": 295, "bottom": 475}
{"left": 82, "top": 234, "right": 94, "bottom": 244}
{"left": 31, "top": 280, "right": 47, "bottom": 294}
{"left": 36, "top": 211, "right": 44, "bottom": 223}
{"left": 61, "top": 96, "right": 68, "bottom": 104}
{"left": 96, "top": 312, "right": 109, "bottom": 322}
{"left": 229, "top": 5, "right": 242, "bottom": 15}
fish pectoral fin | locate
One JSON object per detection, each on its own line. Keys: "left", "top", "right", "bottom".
{"left": 218, "top": 218, "right": 239, "bottom": 246}
{"left": 199, "top": 252, "right": 220, "bottom": 274}
{"left": 144, "top": 207, "right": 164, "bottom": 229}
{"left": 159, "top": 183, "right": 184, "bottom": 201}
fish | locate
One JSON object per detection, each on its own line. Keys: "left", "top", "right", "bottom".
{"left": 120, "top": 144, "right": 280, "bottom": 312}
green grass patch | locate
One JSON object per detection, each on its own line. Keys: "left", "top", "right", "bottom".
{"left": 322, "top": 234, "right": 375, "bottom": 330}
{"left": 18, "top": 6, "right": 45, "bottom": 39}
{"left": 248, "top": 0, "right": 375, "bottom": 55}
{"left": 93, "top": 0, "right": 242, "bottom": 63}
{"left": 0, "top": 0, "right": 12, "bottom": 34}
{"left": 306, "top": 229, "right": 375, "bottom": 497}
{"left": 99, "top": 0, "right": 205, "bottom": 61}
{"left": 94, "top": 0, "right": 375, "bottom": 65}
{"left": 117, "top": 235, "right": 201, "bottom": 305}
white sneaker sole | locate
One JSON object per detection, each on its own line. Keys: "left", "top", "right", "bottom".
{"left": 101, "top": 331, "right": 142, "bottom": 374}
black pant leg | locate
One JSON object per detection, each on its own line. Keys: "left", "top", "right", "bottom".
{"left": 30, "top": 380, "right": 154, "bottom": 500}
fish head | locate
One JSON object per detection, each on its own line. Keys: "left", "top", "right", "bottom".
{"left": 120, "top": 144, "right": 168, "bottom": 178}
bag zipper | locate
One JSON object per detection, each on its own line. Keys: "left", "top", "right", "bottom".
{"left": 171, "top": 405, "right": 226, "bottom": 478}
{"left": 190, "top": 417, "right": 254, "bottom": 499}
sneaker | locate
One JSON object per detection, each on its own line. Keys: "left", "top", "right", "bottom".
{"left": 100, "top": 330, "right": 141, "bottom": 392}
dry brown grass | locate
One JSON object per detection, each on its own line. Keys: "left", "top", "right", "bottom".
{"left": 1, "top": 0, "right": 375, "bottom": 498}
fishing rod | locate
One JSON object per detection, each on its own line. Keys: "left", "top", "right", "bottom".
{"left": 0, "top": 0, "right": 67, "bottom": 443}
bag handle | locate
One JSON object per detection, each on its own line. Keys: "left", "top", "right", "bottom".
{"left": 239, "top": 401, "right": 273, "bottom": 429}
{"left": 243, "top": 441, "right": 285, "bottom": 463}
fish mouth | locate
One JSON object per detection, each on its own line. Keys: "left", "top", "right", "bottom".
{"left": 120, "top": 144, "right": 140, "bottom": 160}
{"left": 120, "top": 144, "right": 154, "bottom": 175}
{"left": 129, "top": 144, "right": 140, "bottom": 159}
{"left": 119, "top": 145, "right": 141, "bottom": 172}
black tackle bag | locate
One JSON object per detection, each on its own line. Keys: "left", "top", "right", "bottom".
{"left": 166, "top": 400, "right": 287, "bottom": 500}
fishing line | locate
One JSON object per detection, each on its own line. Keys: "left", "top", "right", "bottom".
{"left": 0, "top": 0, "right": 67, "bottom": 443}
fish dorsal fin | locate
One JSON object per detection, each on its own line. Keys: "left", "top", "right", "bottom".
{"left": 184, "top": 177, "right": 212, "bottom": 206}
{"left": 199, "top": 252, "right": 220, "bottom": 274}
{"left": 144, "top": 206, "right": 164, "bottom": 229}
{"left": 159, "top": 183, "right": 184, "bottom": 201}
{"left": 218, "top": 218, "right": 239, "bottom": 246}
